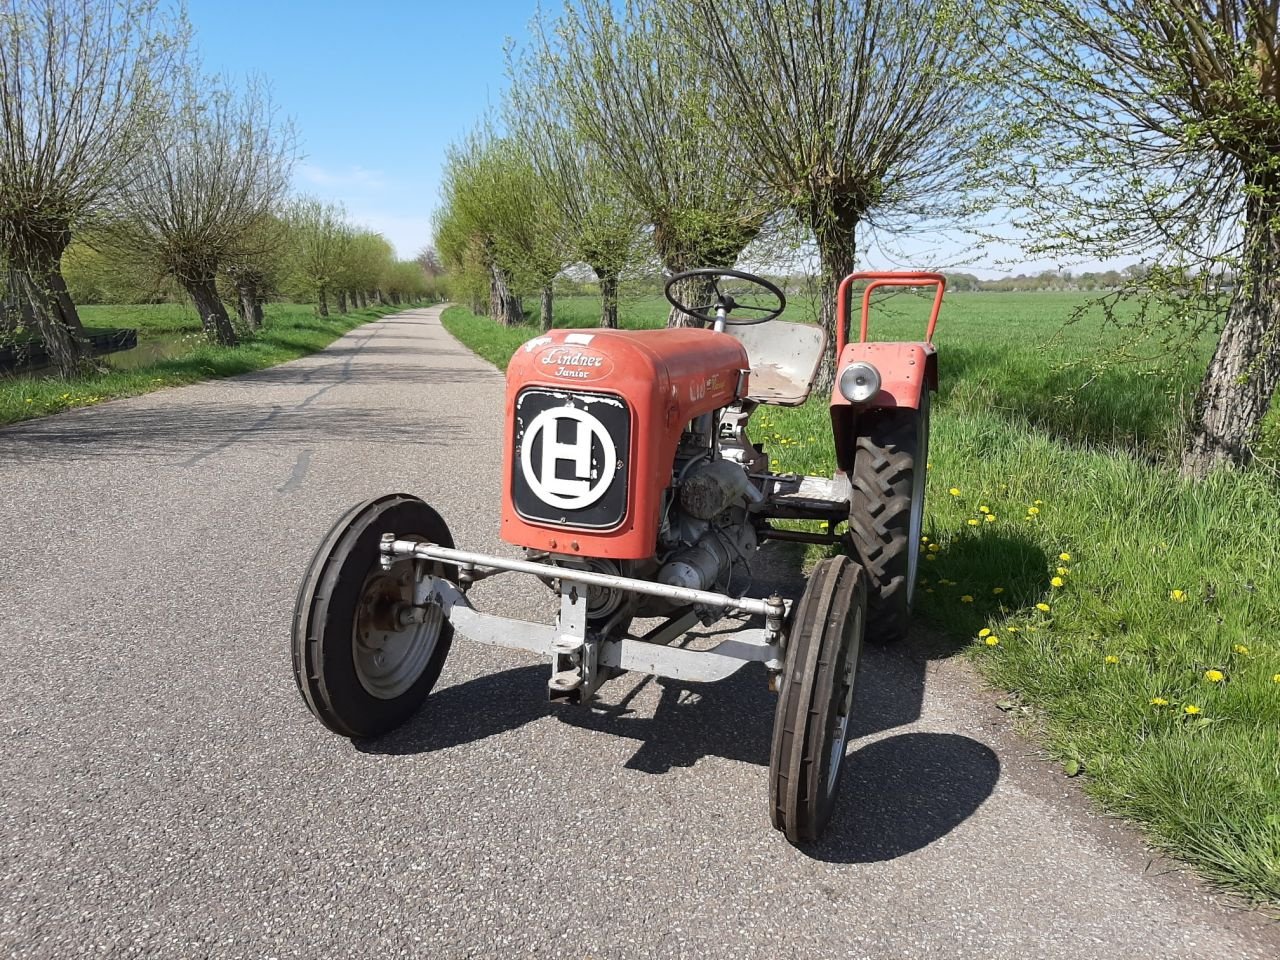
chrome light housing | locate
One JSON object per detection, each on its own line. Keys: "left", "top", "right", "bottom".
{"left": 838, "top": 361, "right": 881, "bottom": 404}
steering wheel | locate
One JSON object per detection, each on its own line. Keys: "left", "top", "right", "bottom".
{"left": 663, "top": 268, "right": 786, "bottom": 326}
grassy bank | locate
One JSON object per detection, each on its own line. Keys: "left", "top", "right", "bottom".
{"left": 0, "top": 301, "right": 421, "bottom": 426}
{"left": 443, "top": 295, "right": 1280, "bottom": 902}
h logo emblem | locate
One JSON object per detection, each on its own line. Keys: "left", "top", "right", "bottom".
{"left": 520, "top": 406, "right": 617, "bottom": 510}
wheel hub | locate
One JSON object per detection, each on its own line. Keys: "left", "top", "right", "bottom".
{"left": 353, "top": 564, "right": 444, "bottom": 700}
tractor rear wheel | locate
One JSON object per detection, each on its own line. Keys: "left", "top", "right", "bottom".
{"left": 292, "top": 494, "right": 455, "bottom": 739}
{"left": 769, "top": 555, "right": 866, "bottom": 844}
{"left": 847, "top": 390, "right": 930, "bottom": 644}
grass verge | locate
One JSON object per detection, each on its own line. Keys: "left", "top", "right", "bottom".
{"left": 443, "top": 296, "right": 1280, "bottom": 903}
{"left": 1, "top": 302, "right": 421, "bottom": 426}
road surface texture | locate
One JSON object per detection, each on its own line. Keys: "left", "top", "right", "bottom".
{"left": 1, "top": 307, "right": 1276, "bottom": 959}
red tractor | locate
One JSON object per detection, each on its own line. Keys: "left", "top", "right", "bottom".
{"left": 293, "top": 268, "right": 944, "bottom": 843}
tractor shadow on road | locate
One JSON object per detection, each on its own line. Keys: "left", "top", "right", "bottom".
{"left": 359, "top": 540, "right": 1000, "bottom": 863}
{"left": 360, "top": 660, "right": 998, "bottom": 863}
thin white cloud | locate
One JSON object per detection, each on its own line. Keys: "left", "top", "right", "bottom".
{"left": 296, "top": 163, "right": 388, "bottom": 190}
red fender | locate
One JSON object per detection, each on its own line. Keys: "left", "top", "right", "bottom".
{"left": 829, "top": 271, "right": 945, "bottom": 475}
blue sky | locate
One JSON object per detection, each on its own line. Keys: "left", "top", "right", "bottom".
{"left": 187, "top": 0, "right": 534, "bottom": 259}
{"left": 185, "top": 1, "right": 1104, "bottom": 276}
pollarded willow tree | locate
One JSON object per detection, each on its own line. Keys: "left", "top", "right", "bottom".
{"left": 506, "top": 37, "right": 646, "bottom": 329}
{"left": 115, "top": 74, "right": 294, "bottom": 345}
{"left": 668, "top": 0, "right": 998, "bottom": 379}
{"left": 434, "top": 129, "right": 528, "bottom": 327}
{"left": 486, "top": 140, "right": 570, "bottom": 331}
{"left": 537, "top": 0, "right": 771, "bottom": 326}
{"left": 997, "top": 1, "right": 1280, "bottom": 478}
{"left": 340, "top": 230, "right": 395, "bottom": 310}
{"left": 287, "top": 198, "right": 351, "bottom": 318}
{"left": 0, "top": 0, "right": 184, "bottom": 375}
{"left": 223, "top": 213, "right": 289, "bottom": 331}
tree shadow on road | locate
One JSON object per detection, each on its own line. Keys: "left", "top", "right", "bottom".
{"left": 0, "top": 401, "right": 480, "bottom": 464}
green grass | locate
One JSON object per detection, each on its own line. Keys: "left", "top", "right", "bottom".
{"left": 0, "top": 301, "right": 420, "bottom": 426}
{"left": 444, "top": 293, "right": 1280, "bottom": 903}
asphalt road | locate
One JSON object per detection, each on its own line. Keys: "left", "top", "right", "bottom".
{"left": 1, "top": 306, "right": 1276, "bottom": 959}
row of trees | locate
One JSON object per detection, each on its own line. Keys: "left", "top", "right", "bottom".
{"left": 435, "top": 0, "right": 1280, "bottom": 479}
{"left": 0, "top": 1, "right": 433, "bottom": 377}
{"left": 434, "top": 0, "right": 992, "bottom": 347}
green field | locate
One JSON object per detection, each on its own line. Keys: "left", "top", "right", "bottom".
{"left": 443, "top": 291, "right": 1280, "bottom": 903}
{"left": 0, "top": 301, "right": 423, "bottom": 426}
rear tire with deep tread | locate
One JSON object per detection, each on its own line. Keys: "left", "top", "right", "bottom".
{"left": 769, "top": 555, "right": 867, "bottom": 844}
{"left": 846, "top": 392, "right": 930, "bottom": 645}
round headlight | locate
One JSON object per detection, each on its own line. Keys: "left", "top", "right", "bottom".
{"left": 839, "top": 361, "right": 881, "bottom": 403}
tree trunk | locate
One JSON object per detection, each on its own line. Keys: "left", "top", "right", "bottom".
{"left": 337, "top": 290, "right": 349, "bottom": 314}
{"left": 666, "top": 272, "right": 716, "bottom": 328}
{"left": 596, "top": 269, "right": 619, "bottom": 329}
{"left": 318, "top": 287, "right": 330, "bottom": 317}
{"left": 235, "top": 283, "right": 262, "bottom": 331}
{"left": 811, "top": 213, "right": 860, "bottom": 391}
{"left": 10, "top": 226, "right": 89, "bottom": 377}
{"left": 489, "top": 264, "right": 523, "bottom": 327}
{"left": 186, "top": 276, "right": 239, "bottom": 346}
{"left": 1181, "top": 188, "right": 1280, "bottom": 476}
{"left": 540, "top": 284, "right": 554, "bottom": 331}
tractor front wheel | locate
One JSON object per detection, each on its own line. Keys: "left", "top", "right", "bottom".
{"left": 769, "top": 555, "right": 866, "bottom": 844}
{"left": 847, "top": 390, "right": 930, "bottom": 644}
{"left": 292, "top": 494, "right": 455, "bottom": 739}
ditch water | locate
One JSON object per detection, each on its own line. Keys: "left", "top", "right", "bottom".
{"left": 0, "top": 332, "right": 193, "bottom": 380}
{"left": 104, "top": 334, "right": 192, "bottom": 370}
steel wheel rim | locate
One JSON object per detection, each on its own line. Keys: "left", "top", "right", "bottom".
{"left": 826, "top": 604, "right": 861, "bottom": 797}
{"left": 353, "top": 564, "right": 443, "bottom": 700}
{"left": 906, "top": 396, "right": 930, "bottom": 607}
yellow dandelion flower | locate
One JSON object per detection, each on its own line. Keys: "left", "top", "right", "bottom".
{"left": 1056, "top": 567, "right": 1070, "bottom": 577}
{"left": 1050, "top": 576, "right": 1065, "bottom": 588}
{"left": 1273, "top": 674, "right": 1280, "bottom": 683}
{"left": 984, "top": 636, "right": 1000, "bottom": 646}
{"left": 1006, "top": 625, "right": 1019, "bottom": 633}
{"left": 1027, "top": 506, "right": 1040, "bottom": 516}
{"left": 1059, "top": 552, "right": 1071, "bottom": 562}
{"left": 978, "top": 628, "right": 992, "bottom": 638}
{"left": 1183, "top": 704, "right": 1201, "bottom": 715}
{"left": 979, "top": 505, "right": 991, "bottom": 514}
{"left": 1233, "top": 644, "right": 1249, "bottom": 655}
{"left": 960, "top": 595, "right": 974, "bottom": 603}
{"left": 993, "top": 587, "right": 1004, "bottom": 595}
{"left": 984, "top": 514, "right": 997, "bottom": 522}
{"left": 921, "top": 536, "right": 930, "bottom": 544}
{"left": 967, "top": 518, "right": 980, "bottom": 526}
{"left": 1169, "top": 589, "right": 1187, "bottom": 603}
{"left": 927, "top": 462, "right": 932, "bottom": 470}
{"left": 1203, "top": 669, "right": 1224, "bottom": 683}
{"left": 1149, "top": 697, "right": 1169, "bottom": 707}
{"left": 1104, "top": 655, "right": 1120, "bottom": 664}
{"left": 948, "top": 487, "right": 961, "bottom": 496}
{"left": 1034, "top": 499, "right": 1044, "bottom": 506}
{"left": 1036, "top": 602, "right": 1051, "bottom": 612}
{"left": 928, "top": 543, "right": 941, "bottom": 553}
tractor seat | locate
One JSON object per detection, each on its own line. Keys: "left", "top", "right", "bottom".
{"left": 725, "top": 320, "right": 826, "bottom": 407}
